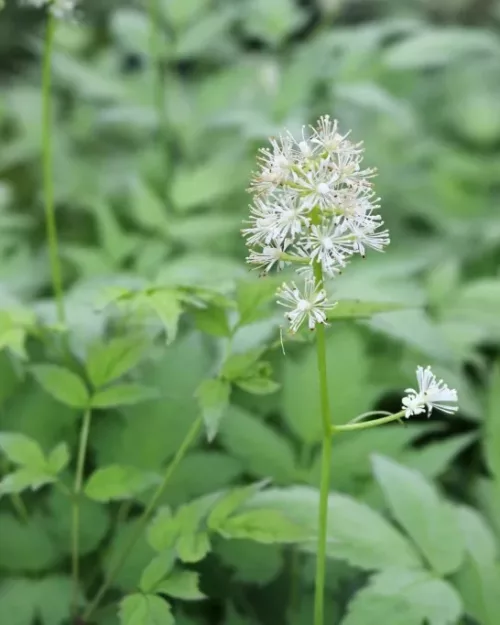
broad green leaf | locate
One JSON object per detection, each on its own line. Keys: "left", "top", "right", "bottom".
{"left": 0, "top": 467, "right": 54, "bottom": 495}
{"left": 207, "top": 481, "right": 268, "bottom": 531}
{"left": 235, "top": 376, "right": 280, "bottom": 395}
{"left": 31, "top": 365, "right": 89, "bottom": 409}
{"left": 236, "top": 278, "right": 279, "bottom": 326}
{"left": 175, "top": 494, "right": 218, "bottom": 562}
{"left": 0, "top": 433, "right": 45, "bottom": 468}
{"left": 139, "top": 551, "right": 176, "bottom": 593}
{"left": 156, "top": 569, "right": 205, "bottom": 600}
{"left": 192, "top": 304, "right": 231, "bottom": 338}
{"left": 485, "top": 359, "right": 500, "bottom": 481}
{"left": 86, "top": 336, "right": 150, "bottom": 389}
{"left": 403, "top": 432, "right": 475, "bottom": 480}
{"left": 47, "top": 442, "right": 70, "bottom": 474}
{"left": 221, "top": 349, "right": 265, "bottom": 381}
{"left": 85, "top": 465, "right": 160, "bottom": 502}
{"left": 176, "top": 530, "right": 211, "bottom": 563}
{"left": 146, "top": 291, "right": 183, "bottom": 345}
{"left": 148, "top": 508, "right": 180, "bottom": 552}
{"left": 0, "top": 514, "right": 59, "bottom": 572}
{"left": 327, "top": 300, "right": 407, "bottom": 320}
{"left": 216, "top": 539, "right": 283, "bottom": 585}
{"left": 248, "top": 487, "right": 422, "bottom": 570}
{"left": 119, "top": 593, "right": 173, "bottom": 625}
{"left": 372, "top": 455, "right": 464, "bottom": 575}
{"left": 342, "top": 569, "right": 462, "bottom": 625}
{"left": 217, "top": 508, "right": 307, "bottom": 544}
{"left": 195, "top": 378, "right": 230, "bottom": 441}
{"left": 220, "top": 408, "right": 296, "bottom": 484}
{"left": 91, "top": 384, "right": 157, "bottom": 409}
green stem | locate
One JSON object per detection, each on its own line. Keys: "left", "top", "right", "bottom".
{"left": 313, "top": 263, "right": 333, "bottom": 625}
{"left": 333, "top": 409, "right": 406, "bottom": 432}
{"left": 42, "top": 14, "right": 65, "bottom": 326}
{"left": 82, "top": 416, "right": 202, "bottom": 623}
{"left": 71, "top": 409, "right": 92, "bottom": 616}
{"left": 10, "top": 492, "right": 29, "bottom": 523}
{"left": 148, "top": 0, "right": 172, "bottom": 206}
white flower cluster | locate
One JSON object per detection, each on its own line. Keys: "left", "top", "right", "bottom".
{"left": 21, "top": 0, "right": 77, "bottom": 19}
{"left": 402, "top": 366, "right": 458, "bottom": 418}
{"left": 243, "top": 115, "right": 389, "bottom": 333}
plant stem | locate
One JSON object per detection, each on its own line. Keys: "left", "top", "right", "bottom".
{"left": 333, "top": 409, "right": 406, "bottom": 432}
{"left": 82, "top": 416, "right": 202, "bottom": 623}
{"left": 11, "top": 493, "right": 30, "bottom": 523}
{"left": 148, "top": 0, "right": 172, "bottom": 206}
{"left": 71, "top": 409, "right": 92, "bottom": 615}
{"left": 313, "top": 264, "right": 333, "bottom": 625}
{"left": 42, "top": 13, "right": 65, "bottom": 326}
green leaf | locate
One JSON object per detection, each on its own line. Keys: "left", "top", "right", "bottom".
{"left": 235, "top": 376, "right": 280, "bottom": 395}
{"left": 148, "top": 508, "right": 180, "bottom": 552}
{"left": 248, "top": 487, "right": 422, "bottom": 570}
{"left": 192, "top": 304, "right": 231, "bottom": 338}
{"left": 372, "top": 455, "right": 464, "bottom": 575}
{"left": 485, "top": 359, "right": 500, "bottom": 481}
{"left": 47, "top": 442, "right": 70, "bottom": 474}
{"left": 156, "top": 569, "right": 205, "bottom": 600}
{"left": 217, "top": 508, "right": 307, "bottom": 544}
{"left": 0, "top": 514, "right": 59, "bottom": 572}
{"left": 139, "top": 551, "right": 176, "bottom": 593}
{"left": 236, "top": 278, "right": 279, "bottom": 326}
{"left": 221, "top": 349, "right": 265, "bottom": 381}
{"left": 85, "top": 465, "right": 160, "bottom": 502}
{"left": 105, "top": 520, "right": 156, "bottom": 590}
{"left": 0, "top": 433, "right": 45, "bottom": 467}
{"left": 146, "top": 291, "right": 183, "bottom": 345}
{"left": 207, "top": 481, "right": 269, "bottom": 531}
{"left": 0, "top": 467, "right": 54, "bottom": 495}
{"left": 216, "top": 539, "right": 283, "bottom": 585}
{"left": 31, "top": 365, "right": 89, "bottom": 409}
{"left": 176, "top": 530, "right": 211, "bottom": 563}
{"left": 195, "top": 378, "right": 231, "bottom": 442}
{"left": 119, "top": 594, "right": 173, "bottom": 625}
{"left": 86, "top": 335, "right": 150, "bottom": 389}
{"left": 219, "top": 408, "right": 296, "bottom": 484}
{"left": 328, "top": 300, "right": 407, "bottom": 320}
{"left": 342, "top": 569, "right": 462, "bottom": 625}
{"left": 91, "top": 384, "right": 157, "bottom": 409}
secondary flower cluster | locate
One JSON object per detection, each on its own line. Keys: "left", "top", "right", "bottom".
{"left": 402, "top": 366, "right": 458, "bottom": 418}
{"left": 21, "top": 0, "right": 77, "bottom": 19}
{"left": 243, "top": 116, "right": 389, "bottom": 333}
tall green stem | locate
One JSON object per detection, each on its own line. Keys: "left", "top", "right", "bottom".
{"left": 148, "top": 0, "right": 172, "bottom": 205}
{"left": 42, "top": 14, "right": 65, "bottom": 325}
{"left": 72, "top": 409, "right": 92, "bottom": 615}
{"left": 82, "top": 416, "right": 202, "bottom": 623}
{"left": 313, "top": 264, "right": 333, "bottom": 625}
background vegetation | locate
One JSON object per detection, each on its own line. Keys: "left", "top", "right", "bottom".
{"left": 1, "top": 0, "right": 500, "bottom": 624}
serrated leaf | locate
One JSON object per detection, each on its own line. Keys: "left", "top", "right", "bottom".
{"left": 218, "top": 508, "right": 307, "bottom": 544}
{"left": 207, "top": 481, "right": 269, "bottom": 531}
{"left": 219, "top": 408, "right": 296, "bottom": 484}
{"left": 119, "top": 593, "right": 173, "bottom": 625}
{"left": 147, "top": 291, "right": 182, "bottom": 345}
{"left": 195, "top": 378, "right": 230, "bottom": 442}
{"left": 156, "top": 569, "right": 205, "bottom": 600}
{"left": 139, "top": 551, "right": 176, "bottom": 593}
{"left": 0, "top": 433, "right": 46, "bottom": 468}
{"left": 91, "top": 384, "right": 157, "bottom": 409}
{"left": 0, "top": 467, "right": 54, "bottom": 495}
{"left": 85, "top": 465, "right": 160, "bottom": 502}
{"left": 342, "top": 569, "right": 462, "bottom": 625}
{"left": 47, "top": 442, "right": 70, "bottom": 474}
{"left": 372, "top": 455, "right": 464, "bottom": 575}
{"left": 31, "top": 365, "right": 89, "bottom": 409}
{"left": 148, "top": 508, "right": 181, "bottom": 552}
{"left": 86, "top": 335, "right": 150, "bottom": 389}
{"left": 176, "top": 530, "right": 211, "bottom": 563}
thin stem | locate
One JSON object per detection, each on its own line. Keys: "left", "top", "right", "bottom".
{"left": 333, "top": 409, "right": 406, "bottom": 432}
{"left": 42, "top": 14, "right": 65, "bottom": 326}
{"left": 71, "top": 409, "right": 92, "bottom": 616}
{"left": 313, "top": 262, "right": 333, "bottom": 625}
{"left": 148, "top": 0, "right": 173, "bottom": 206}
{"left": 82, "top": 416, "right": 202, "bottom": 623}
{"left": 10, "top": 492, "right": 30, "bottom": 523}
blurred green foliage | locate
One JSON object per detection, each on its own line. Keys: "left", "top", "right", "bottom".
{"left": 2, "top": 0, "right": 500, "bottom": 624}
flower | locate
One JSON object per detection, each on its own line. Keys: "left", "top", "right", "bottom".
{"left": 277, "top": 280, "right": 336, "bottom": 334}
{"left": 21, "top": 0, "right": 77, "bottom": 19}
{"left": 243, "top": 115, "right": 389, "bottom": 333}
{"left": 402, "top": 366, "right": 458, "bottom": 418}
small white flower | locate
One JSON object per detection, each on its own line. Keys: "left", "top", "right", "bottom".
{"left": 305, "top": 222, "right": 353, "bottom": 274}
{"left": 402, "top": 366, "right": 458, "bottom": 418}
{"left": 246, "top": 244, "right": 287, "bottom": 274}
{"left": 50, "top": 0, "right": 77, "bottom": 19}
{"left": 277, "top": 279, "right": 336, "bottom": 333}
